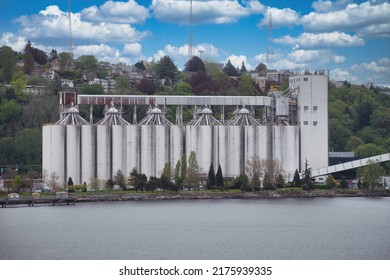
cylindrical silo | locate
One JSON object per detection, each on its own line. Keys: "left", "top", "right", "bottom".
{"left": 42, "top": 125, "right": 66, "bottom": 188}
{"left": 155, "top": 125, "right": 170, "bottom": 177}
{"left": 214, "top": 126, "right": 226, "bottom": 176}
{"left": 255, "top": 126, "right": 268, "bottom": 161}
{"left": 273, "top": 126, "right": 286, "bottom": 169}
{"left": 243, "top": 126, "right": 257, "bottom": 169}
{"left": 185, "top": 125, "right": 213, "bottom": 174}
{"left": 170, "top": 125, "right": 184, "bottom": 172}
{"left": 112, "top": 125, "right": 126, "bottom": 176}
{"left": 227, "top": 125, "right": 243, "bottom": 178}
{"left": 96, "top": 125, "right": 112, "bottom": 182}
{"left": 126, "top": 125, "right": 140, "bottom": 175}
{"left": 81, "top": 125, "right": 96, "bottom": 186}
{"left": 140, "top": 125, "right": 154, "bottom": 178}
{"left": 285, "top": 126, "right": 299, "bottom": 174}
{"left": 66, "top": 125, "right": 81, "bottom": 184}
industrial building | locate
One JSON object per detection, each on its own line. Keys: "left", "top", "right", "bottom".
{"left": 42, "top": 72, "right": 329, "bottom": 187}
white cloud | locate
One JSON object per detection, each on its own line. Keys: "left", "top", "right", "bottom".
{"left": 81, "top": 0, "right": 150, "bottom": 24}
{"left": 74, "top": 44, "right": 133, "bottom": 64}
{"left": 257, "top": 7, "right": 300, "bottom": 28}
{"left": 289, "top": 49, "right": 345, "bottom": 64}
{"left": 151, "top": 0, "right": 264, "bottom": 24}
{"left": 301, "top": 1, "right": 390, "bottom": 37}
{"left": 15, "top": 5, "right": 149, "bottom": 44}
{"left": 225, "top": 55, "right": 253, "bottom": 70}
{"left": 273, "top": 32, "right": 364, "bottom": 48}
{"left": 330, "top": 68, "right": 357, "bottom": 82}
{"left": 273, "top": 59, "right": 307, "bottom": 70}
{"left": 358, "top": 23, "right": 390, "bottom": 38}
{"left": 123, "top": 43, "right": 142, "bottom": 56}
{"left": 154, "top": 43, "right": 219, "bottom": 60}
{"left": 0, "top": 32, "right": 27, "bottom": 52}
{"left": 311, "top": 0, "right": 353, "bottom": 13}
{"left": 350, "top": 57, "right": 390, "bottom": 85}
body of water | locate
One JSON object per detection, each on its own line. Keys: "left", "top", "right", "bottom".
{"left": 1, "top": 197, "right": 389, "bottom": 259}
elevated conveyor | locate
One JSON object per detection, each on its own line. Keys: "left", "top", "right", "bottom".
{"left": 309, "top": 153, "right": 390, "bottom": 178}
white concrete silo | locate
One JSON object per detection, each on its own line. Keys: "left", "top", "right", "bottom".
{"left": 81, "top": 125, "right": 96, "bottom": 186}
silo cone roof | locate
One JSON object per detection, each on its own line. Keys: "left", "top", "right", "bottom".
{"left": 226, "top": 106, "right": 260, "bottom": 126}
{"left": 56, "top": 105, "right": 90, "bottom": 125}
{"left": 96, "top": 105, "right": 130, "bottom": 125}
{"left": 188, "top": 106, "right": 221, "bottom": 126}
{"left": 138, "top": 105, "right": 173, "bottom": 125}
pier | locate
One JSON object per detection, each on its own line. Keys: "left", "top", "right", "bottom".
{"left": 0, "top": 195, "right": 76, "bottom": 208}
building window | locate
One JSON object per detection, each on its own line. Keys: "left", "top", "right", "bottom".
{"left": 304, "top": 77, "right": 308, "bottom": 81}
{"left": 313, "top": 106, "right": 318, "bottom": 111}
{"left": 304, "top": 106, "right": 308, "bottom": 110}
{"left": 303, "top": 121, "right": 308, "bottom": 125}
{"left": 313, "top": 121, "right": 318, "bottom": 126}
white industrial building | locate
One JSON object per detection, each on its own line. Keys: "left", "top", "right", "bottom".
{"left": 42, "top": 72, "right": 329, "bottom": 187}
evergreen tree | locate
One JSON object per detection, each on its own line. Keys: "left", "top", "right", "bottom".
{"left": 240, "top": 61, "right": 247, "bottom": 73}
{"left": 223, "top": 60, "right": 239, "bottom": 76}
{"left": 302, "top": 160, "right": 314, "bottom": 190}
{"left": 134, "top": 60, "right": 146, "bottom": 72}
{"left": 235, "top": 173, "right": 251, "bottom": 192}
{"left": 292, "top": 169, "right": 301, "bottom": 188}
{"left": 185, "top": 56, "right": 206, "bottom": 73}
{"left": 263, "top": 172, "right": 275, "bottom": 190}
{"left": 276, "top": 173, "right": 285, "bottom": 188}
{"left": 0, "top": 46, "right": 16, "bottom": 83}
{"left": 216, "top": 164, "right": 225, "bottom": 190}
{"left": 67, "top": 176, "right": 74, "bottom": 186}
{"left": 24, "top": 52, "right": 34, "bottom": 74}
{"left": 251, "top": 171, "right": 261, "bottom": 191}
{"left": 156, "top": 55, "right": 178, "bottom": 80}
{"left": 207, "top": 164, "right": 216, "bottom": 189}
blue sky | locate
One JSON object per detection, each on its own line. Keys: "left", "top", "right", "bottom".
{"left": 1, "top": 0, "right": 389, "bottom": 86}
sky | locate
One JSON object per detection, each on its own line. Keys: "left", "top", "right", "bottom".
{"left": 0, "top": 0, "right": 389, "bottom": 86}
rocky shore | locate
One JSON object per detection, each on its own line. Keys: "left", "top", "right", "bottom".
{"left": 73, "top": 190, "right": 390, "bottom": 202}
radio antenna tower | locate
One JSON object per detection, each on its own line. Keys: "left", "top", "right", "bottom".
{"left": 188, "top": 0, "right": 194, "bottom": 59}
{"left": 67, "top": 0, "right": 74, "bottom": 58}
{"left": 265, "top": 8, "right": 274, "bottom": 70}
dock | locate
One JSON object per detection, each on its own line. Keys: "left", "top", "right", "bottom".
{"left": 0, "top": 195, "right": 76, "bottom": 208}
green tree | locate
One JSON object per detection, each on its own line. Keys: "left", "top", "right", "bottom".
{"left": 185, "top": 56, "right": 206, "bottom": 73}
{"left": 292, "top": 169, "right": 301, "bottom": 188}
{"left": 67, "top": 177, "right": 74, "bottom": 187}
{"left": 174, "top": 159, "right": 183, "bottom": 190}
{"left": 302, "top": 160, "right": 314, "bottom": 190}
{"left": 89, "top": 178, "right": 102, "bottom": 191}
{"left": 146, "top": 176, "right": 161, "bottom": 192}
{"left": 354, "top": 143, "right": 386, "bottom": 158}
{"left": 160, "top": 162, "right": 173, "bottom": 191}
{"left": 134, "top": 60, "right": 146, "bottom": 72}
{"left": 216, "top": 164, "right": 225, "bottom": 190}
{"left": 0, "top": 100, "right": 22, "bottom": 135}
{"left": 0, "top": 137, "right": 15, "bottom": 164}
{"left": 238, "top": 75, "right": 256, "bottom": 96}
{"left": 187, "top": 151, "right": 201, "bottom": 190}
{"left": 357, "top": 160, "right": 385, "bottom": 190}
{"left": 58, "top": 52, "right": 73, "bottom": 70}
{"left": 0, "top": 46, "right": 16, "bottom": 83}
{"left": 325, "top": 175, "right": 337, "bottom": 189}
{"left": 77, "top": 55, "right": 98, "bottom": 71}
{"left": 275, "top": 173, "right": 285, "bottom": 188}
{"left": 263, "top": 172, "right": 275, "bottom": 190}
{"left": 346, "top": 136, "right": 364, "bottom": 151}
{"left": 115, "top": 76, "right": 131, "bottom": 93}
{"left": 207, "top": 164, "right": 216, "bottom": 189}
{"left": 12, "top": 175, "right": 23, "bottom": 193}
{"left": 240, "top": 61, "right": 247, "bottom": 74}
{"left": 174, "top": 82, "right": 193, "bottom": 95}
{"left": 23, "top": 51, "right": 34, "bottom": 74}
{"left": 255, "top": 63, "right": 267, "bottom": 72}
{"left": 156, "top": 55, "right": 178, "bottom": 80}
{"left": 136, "top": 77, "right": 156, "bottom": 95}
{"left": 14, "top": 128, "right": 42, "bottom": 165}
{"left": 113, "top": 169, "right": 126, "bottom": 190}
{"left": 204, "top": 59, "right": 222, "bottom": 76}
{"left": 80, "top": 84, "right": 105, "bottom": 95}
{"left": 49, "top": 49, "right": 58, "bottom": 62}
{"left": 105, "top": 178, "right": 115, "bottom": 190}
{"left": 234, "top": 173, "right": 251, "bottom": 192}
{"left": 223, "top": 60, "right": 239, "bottom": 76}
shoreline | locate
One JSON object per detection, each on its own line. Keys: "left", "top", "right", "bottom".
{"left": 73, "top": 190, "right": 390, "bottom": 202}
